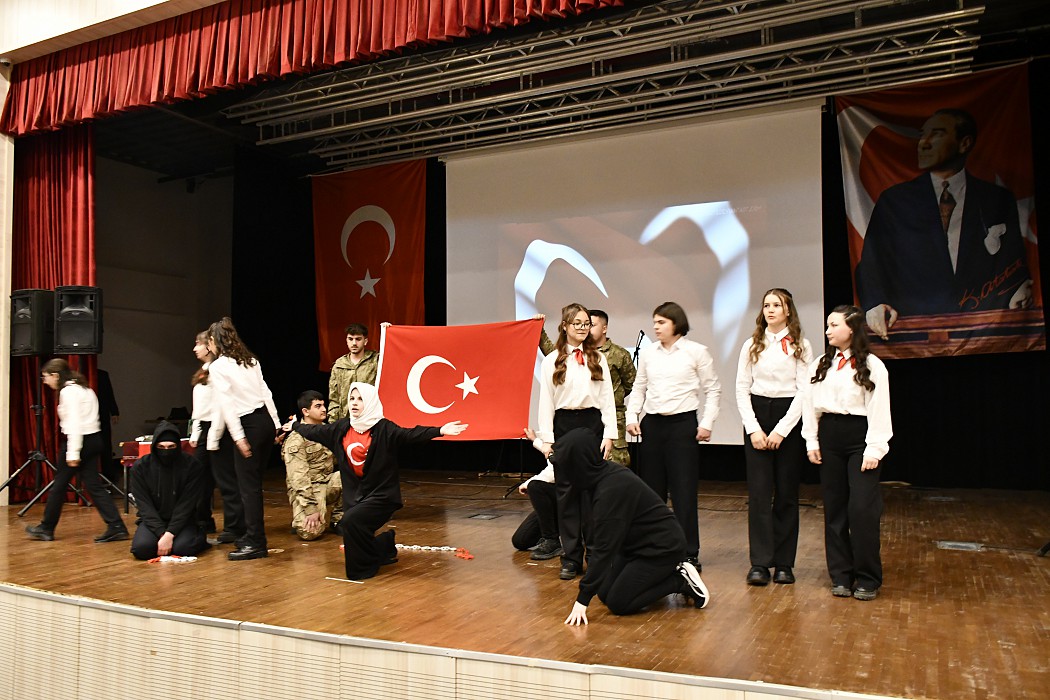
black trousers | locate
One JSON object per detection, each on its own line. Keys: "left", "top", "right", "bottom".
{"left": 554, "top": 407, "right": 602, "bottom": 569}
{"left": 213, "top": 407, "right": 274, "bottom": 550}
{"left": 41, "top": 433, "right": 123, "bottom": 532}
{"left": 597, "top": 552, "right": 682, "bottom": 615}
{"left": 340, "top": 498, "right": 398, "bottom": 580}
{"left": 510, "top": 479, "right": 558, "bottom": 550}
{"left": 744, "top": 395, "right": 803, "bottom": 569}
{"left": 208, "top": 432, "right": 245, "bottom": 538}
{"left": 130, "top": 523, "right": 210, "bottom": 560}
{"left": 638, "top": 412, "right": 701, "bottom": 559}
{"left": 193, "top": 421, "right": 217, "bottom": 528}
{"left": 818, "top": 413, "right": 883, "bottom": 589}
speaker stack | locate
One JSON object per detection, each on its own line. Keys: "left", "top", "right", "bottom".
{"left": 9, "top": 285, "right": 103, "bottom": 356}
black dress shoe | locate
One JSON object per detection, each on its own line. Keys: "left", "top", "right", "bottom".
{"left": 25, "top": 524, "right": 55, "bottom": 541}
{"left": 94, "top": 525, "right": 130, "bottom": 543}
{"left": 215, "top": 531, "right": 239, "bottom": 544}
{"left": 747, "top": 566, "right": 771, "bottom": 586}
{"left": 559, "top": 563, "right": 579, "bottom": 580}
{"left": 228, "top": 545, "right": 268, "bottom": 561}
{"left": 773, "top": 568, "right": 795, "bottom": 585}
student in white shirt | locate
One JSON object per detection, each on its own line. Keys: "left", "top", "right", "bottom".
{"left": 25, "top": 359, "right": 128, "bottom": 543}
{"left": 626, "top": 301, "right": 721, "bottom": 568}
{"left": 207, "top": 317, "right": 281, "bottom": 561}
{"left": 537, "top": 303, "right": 618, "bottom": 580}
{"left": 802, "top": 305, "right": 892, "bottom": 601}
{"left": 188, "top": 330, "right": 235, "bottom": 538}
{"left": 735, "top": 288, "right": 812, "bottom": 587}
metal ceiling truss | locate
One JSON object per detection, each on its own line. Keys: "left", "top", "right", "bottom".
{"left": 226, "top": 0, "right": 984, "bottom": 171}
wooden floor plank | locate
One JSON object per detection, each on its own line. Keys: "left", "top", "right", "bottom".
{"left": 2, "top": 472, "right": 1048, "bottom": 699}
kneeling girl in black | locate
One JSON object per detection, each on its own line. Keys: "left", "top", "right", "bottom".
{"left": 290, "top": 382, "right": 467, "bottom": 580}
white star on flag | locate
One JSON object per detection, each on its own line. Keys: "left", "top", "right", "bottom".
{"left": 357, "top": 269, "right": 380, "bottom": 298}
{"left": 455, "top": 372, "right": 479, "bottom": 399}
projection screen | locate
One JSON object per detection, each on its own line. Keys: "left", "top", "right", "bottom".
{"left": 445, "top": 101, "right": 825, "bottom": 445}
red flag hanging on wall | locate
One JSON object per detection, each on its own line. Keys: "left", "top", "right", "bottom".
{"left": 377, "top": 320, "right": 543, "bottom": 441}
{"left": 312, "top": 161, "right": 427, "bottom": 370}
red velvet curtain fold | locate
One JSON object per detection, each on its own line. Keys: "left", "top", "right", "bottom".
{"left": 0, "top": 0, "right": 622, "bottom": 136}
{"left": 9, "top": 125, "right": 97, "bottom": 500}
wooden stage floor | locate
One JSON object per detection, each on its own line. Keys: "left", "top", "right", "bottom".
{"left": 2, "top": 471, "right": 1048, "bottom": 700}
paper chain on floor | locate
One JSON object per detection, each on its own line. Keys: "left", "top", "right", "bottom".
{"left": 147, "top": 555, "right": 198, "bottom": 564}
{"left": 339, "top": 543, "right": 474, "bottom": 559}
{"left": 396, "top": 544, "right": 474, "bottom": 559}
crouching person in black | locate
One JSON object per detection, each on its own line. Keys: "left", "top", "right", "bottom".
{"left": 555, "top": 428, "right": 711, "bottom": 625}
{"left": 129, "top": 422, "right": 211, "bottom": 560}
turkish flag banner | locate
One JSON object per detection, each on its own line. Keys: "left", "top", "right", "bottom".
{"left": 377, "top": 320, "right": 543, "bottom": 440}
{"left": 312, "top": 161, "right": 427, "bottom": 370}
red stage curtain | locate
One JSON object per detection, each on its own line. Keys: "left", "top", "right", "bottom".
{"left": 0, "top": 0, "right": 623, "bottom": 136}
{"left": 8, "top": 125, "right": 97, "bottom": 501}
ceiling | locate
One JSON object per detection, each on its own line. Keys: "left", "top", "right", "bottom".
{"left": 92, "top": 0, "right": 1050, "bottom": 182}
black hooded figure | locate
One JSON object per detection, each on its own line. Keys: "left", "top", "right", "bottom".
{"left": 553, "top": 428, "right": 709, "bottom": 625}
{"left": 129, "top": 422, "right": 211, "bottom": 560}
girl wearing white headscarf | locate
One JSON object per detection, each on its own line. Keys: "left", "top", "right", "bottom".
{"left": 289, "top": 382, "right": 467, "bottom": 580}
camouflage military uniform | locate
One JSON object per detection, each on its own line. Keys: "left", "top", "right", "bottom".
{"left": 327, "top": 349, "right": 379, "bottom": 421}
{"left": 538, "top": 329, "right": 636, "bottom": 466}
{"left": 283, "top": 431, "right": 342, "bottom": 540}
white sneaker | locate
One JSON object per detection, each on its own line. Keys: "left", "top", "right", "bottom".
{"left": 677, "top": 560, "right": 709, "bottom": 609}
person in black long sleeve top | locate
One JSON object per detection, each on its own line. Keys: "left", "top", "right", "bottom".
{"left": 129, "top": 422, "right": 210, "bottom": 560}
{"left": 289, "top": 382, "right": 467, "bottom": 580}
{"left": 554, "top": 428, "right": 710, "bottom": 625}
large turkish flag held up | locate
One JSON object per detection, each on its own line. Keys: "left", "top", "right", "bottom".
{"left": 377, "top": 320, "right": 543, "bottom": 440}
{"left": 312, "top": 161, "right": 427, "bottom": 370}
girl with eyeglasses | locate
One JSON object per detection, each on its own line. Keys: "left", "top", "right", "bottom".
{"left": 536, "top": 302, "right": 618, "bottom": 580}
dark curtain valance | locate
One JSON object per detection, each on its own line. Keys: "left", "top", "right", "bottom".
{"left": 0, "top": 0, "right": 622, "bottom": 135}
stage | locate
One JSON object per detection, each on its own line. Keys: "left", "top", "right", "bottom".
{"left": 1, "top": 470, "right": 1048, "bottom": 700}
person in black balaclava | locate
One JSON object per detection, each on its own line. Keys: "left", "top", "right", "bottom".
{"left": 128, "top": 421, "right": 211, "bottom": 560}
{"left": 553, "top": 428, "right": 711, "bottom": 625}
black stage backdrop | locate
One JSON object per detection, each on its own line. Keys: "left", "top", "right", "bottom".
{"left": 229, "top": 64, "right": 1049, "bottom": 490}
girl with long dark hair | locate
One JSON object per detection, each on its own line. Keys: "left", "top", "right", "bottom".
{"left": 802, "top": 305, "right": 892, "bottom": 601}
{"left": 735, "top": 288, "right": 812, "bottom": 586}
{"left": 25, "top": 359, "right": 128, "bottom": 543}
{"left": 206, "top": 317, "right": 280, "bottom": 561}
{"left": 536, "top": 302, "right": 618, "bottom": 579}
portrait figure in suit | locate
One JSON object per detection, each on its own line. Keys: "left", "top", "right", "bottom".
{"left": 855, "top": 108, "right": 1033, "bottom": 339}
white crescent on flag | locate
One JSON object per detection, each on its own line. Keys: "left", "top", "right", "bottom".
{"left": 406, "top": 355, "right": 456, "bottom": 414}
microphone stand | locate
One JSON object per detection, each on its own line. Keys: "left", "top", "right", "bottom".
{"left": 633, "top": 330, "right": 645, "bottom": 367}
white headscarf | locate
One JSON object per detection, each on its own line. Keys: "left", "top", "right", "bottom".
{"left": 348, "top": 381, "right": 384, "bottom": 432}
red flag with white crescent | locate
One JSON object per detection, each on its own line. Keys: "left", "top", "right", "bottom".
{"left": 312, "top": 161, "right": 427, "bottom": 370}
{"left": 376, "top": 320, "right": 543, "bottom": 440}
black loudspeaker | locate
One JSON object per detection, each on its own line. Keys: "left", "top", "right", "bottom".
{"left": 10, "top": 289, "right": 55, "bottom": 356}
{"left": 54, "top": 285, "right": 103, "bottom": 354}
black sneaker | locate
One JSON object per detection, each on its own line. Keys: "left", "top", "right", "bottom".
{"left": 94, "top": 525, "right": 129, "bottom": 543}
{"left": 215, "top": 531, "right": 239, "bottom": 544}
{"left": 25, "top": 524, "right": 55, "bottom": 541}
{"left": 530, "top": 537, "right": 564, "bottom": 561}
{"left": 677, "top": 560, "right": 710, "bottom": 609}
{"left": 559, "top": 563, "right": 579, "bottom": 580}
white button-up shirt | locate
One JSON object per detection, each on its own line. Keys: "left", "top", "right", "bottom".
{"left": 735, "top": 328, "right": 813, "bottom": 436}
{"left": 537, "top": 344, "right": 618, "bottom": 444}
{"left": 626, "top": 337, "right": 721, "bottom": 431}
{"left": 801, "top": 351, "right": 893, "bottom": 460}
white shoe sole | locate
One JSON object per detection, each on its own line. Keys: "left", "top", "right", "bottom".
{"left": 678, "top": 561, "right": 710, "bottom": 609}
